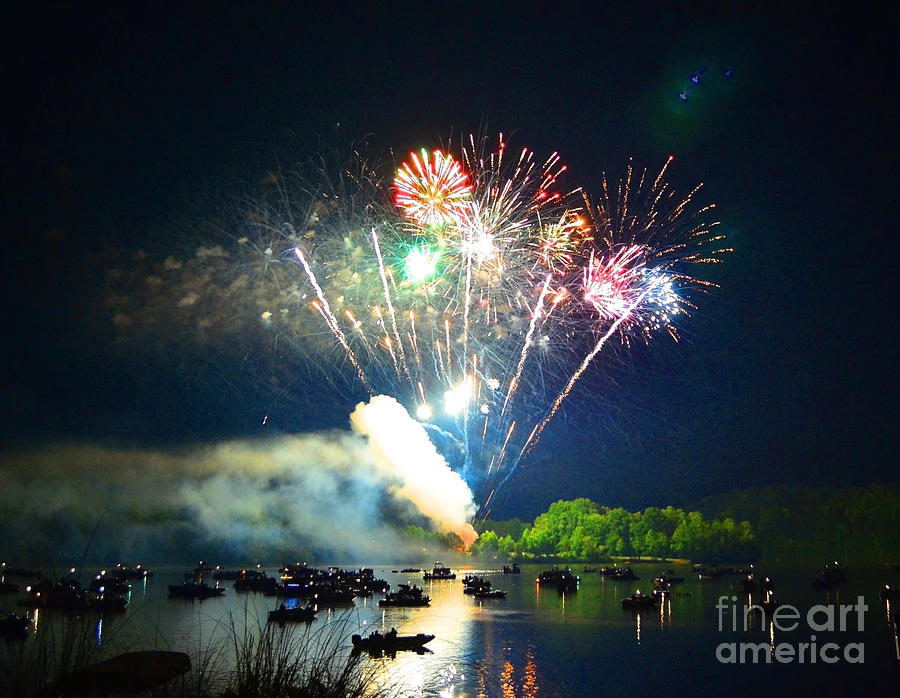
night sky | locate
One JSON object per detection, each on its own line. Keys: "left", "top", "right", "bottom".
{"left": 2, "top": 2, "right": 895, "bottom": 530}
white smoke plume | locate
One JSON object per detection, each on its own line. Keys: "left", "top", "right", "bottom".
{"left": 349, "top": 395, "right": 478, "bottom": 547}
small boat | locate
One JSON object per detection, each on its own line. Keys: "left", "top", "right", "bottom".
{"left": 379, "top": 584, "right": 430, "bottom": 607}
{"left": 267, "top": 604, "right": 317, "bottom": 624}
{"left": 601, "top": 566, "right": 639, "bottom": 581}
{"left": 462, "top": 575, "right": 492, "bottom": 594}
{"left": 812, "top": 562, "right": 846, "bottom": 590}
{"left": 424, "top": 562, "right": 456, "bottom": 580}
{"left": 502, "top": 563, "right": 521, "bottom": 574}
{"left": 652, "top": 574, "right": 685, "bottom": 591}
{"left": 351, "top": 631, "right": 435, "bottom": 653}
{"left": 400, "top": 568, "right": 421, "bottom": 573}
{"left": 694, "top": 564, "right": 722, "bottom": 580}
{"left": 235, "top": 572, "right": 278, "bottom": 594}
{"left": 474, "top": 589, "right": 506, "bottom": 599}
{"left": 19, "top": 578, "right": 89, "bottom": 611}
{"left": 213, "top": 568, "right": 244, "bottom": 580}
{"left": 742, "top": 574, "right": 775, "bottom": 594}
{"left": 0, "top": 564, "right": 42, "bottom": 577}
{"left": 112, "top": 563, "right": 153, "bottom": 580}
{"left": 168, "top": 582, "right": 225, "bottom": 600}
{"left": 88, "top": 594, "right": 128, "bottom": 612}
{"left": 621, "top": 590, "right": 660, "bottom": 610}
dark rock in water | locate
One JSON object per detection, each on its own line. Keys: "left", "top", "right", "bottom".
{"left": 56, "top": 650, "right": 190, "bottom": 695}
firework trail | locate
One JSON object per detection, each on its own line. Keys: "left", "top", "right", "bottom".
{"left": 515, "top": 275, "right": 664, "bottom": 474}
{"left": 294, "top": 246, "right": 373, "bottom": 395}
{"left": 502, "top": 273, "right": 553, "bottom": 420}
{"left": 370, "top": 227, "right": 413, "bottom": 392}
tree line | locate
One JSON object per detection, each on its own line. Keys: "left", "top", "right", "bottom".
{"left": 462, "top": 483, "right": 900, "bottom": 564}
{"left": 690, "top": 482, "right": 900, "bottom": 565}
{"left": 469, "top": 498, "right": 757, "bottom": 563}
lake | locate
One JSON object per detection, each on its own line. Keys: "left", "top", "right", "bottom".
{"left": 5, "top": 561, "right": 898, "bottom": 696}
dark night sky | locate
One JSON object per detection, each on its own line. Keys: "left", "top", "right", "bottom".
{"left": 2, "top": 2, "right": 896, "bottom": 520}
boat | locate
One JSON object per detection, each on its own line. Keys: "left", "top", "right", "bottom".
{"left": 621, "top": 590, "right": 660, "bottom": 610}
{"left": 351, "top": 630, "right": 434, "bottom": 654}
{"left": 537, "top": 568, "right": 578, "bottom": 592}
{"left": 379, "top": 584, "right": 430, "bottom": 607}
{"left": 502, "top": 563, "right": 521, "bottom": 574}
{"left": 167, "top": 582, "right": 225, "bottom": 600}
{"left": 267, "top": 604, "right": 317, "bottom": 624}
{"left": 400, "top": 568, "right": 421, "bottom": 573}
{"left": 812, "top": 562, "right": 846, "bottom": 590}
{"left": 462, "top": 575, "right": 492, "bottom": 594}
{"left": 19, "top": 578, "right": 90, "bottom": 611}
{"left": 0, "top": 564, "right": 42, "bottom": 578}
{"left": 348, "top": 568, "right": 390, "bottom": 596}
{"left": 212, "top": 567, "right": 244, "bottom": 580}
{"left": 742, "top": 574, "right": 775, "bottom": 595}
{"left": 90, "top": 572, "right": 131, "bottom": 595}
{"left": 234, "top": 571, "right": 278, "bottom": 594}
{"left": 88, "top": 593, "right": 128, "bottom": 612}
{"left": 424, "top": 562, "right": 456, "bottom": 580}
{"left": 308, "top": 586, "right": 356, "bottom": 605}
{"left": 652, "top": 574, "right": 684, "bottom": 592}
{"left": 474, "top": 589, "right": 507, "bottom": 599}
{"left": 600, "top": 566, "right": 639, "bottom": 581}
{"left": 112, "top": 563, "right": 153, "bottom": 580}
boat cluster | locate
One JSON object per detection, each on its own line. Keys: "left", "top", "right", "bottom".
{"left": 275, "top": 564, "right": 389, "bottom": 604}
{"left": 5, "top": 563, "right": 149, "bottom": 616}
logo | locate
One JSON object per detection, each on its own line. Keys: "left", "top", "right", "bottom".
{"left": 714, "top": 595, "right": 866, "bottom": 664}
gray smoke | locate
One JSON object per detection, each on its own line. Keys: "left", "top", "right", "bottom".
{"left": 0, "top": 409, "right": 474, "bottom": 566}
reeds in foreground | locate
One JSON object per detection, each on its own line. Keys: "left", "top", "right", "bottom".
{"left": 1, "top": 606, "right": 396, "bottom": 698}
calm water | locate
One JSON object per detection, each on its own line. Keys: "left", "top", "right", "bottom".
{"left": 7, "top": 561, "right": 898, "bottom": 696}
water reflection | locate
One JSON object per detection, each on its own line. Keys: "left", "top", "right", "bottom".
{"left": 659, "top": 594, "right": 672, "bottom": 629}
{"left": 498, "top": 645, "right": 537, "bottom": 698}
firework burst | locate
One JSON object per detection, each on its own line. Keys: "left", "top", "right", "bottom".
{"left": 394, "top": 149, "right": 472, "bottom": 228}
{"left": 107, "top": 138, "right": 726, "bottom": 516}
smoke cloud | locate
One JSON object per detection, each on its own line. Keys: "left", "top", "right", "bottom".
{"left": 0, "top": 396, "right": 478, "bottom": 564}
{"left": 349, "top": 395, "right": 478, "bottom": 547}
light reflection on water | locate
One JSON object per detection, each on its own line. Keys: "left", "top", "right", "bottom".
{"left": 11, "top": 562, "right": 900, "bottom": 696}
